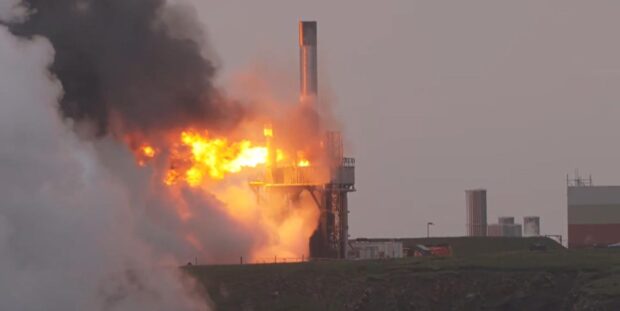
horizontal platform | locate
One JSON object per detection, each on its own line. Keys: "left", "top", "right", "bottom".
{"left": 249, "top": 181, "right": 356, "bottom": 192}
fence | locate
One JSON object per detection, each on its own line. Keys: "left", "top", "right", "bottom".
{"left": 240, "top": 255, "right": 307, "bottom": 265}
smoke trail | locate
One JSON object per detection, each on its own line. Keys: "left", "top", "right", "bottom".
{"left": 7, "top": 0, "right": 242, "bottom": 136}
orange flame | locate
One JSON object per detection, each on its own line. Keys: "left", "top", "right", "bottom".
{"left": 142, "top": 145, "right": 155, "bottom": 158}
{"left": 163, "top": 130, "right": 269, "bottom": 186}
{"left": 263, "top": 126, "right": 273, "bottom": 138}
{"left": 137, "top": 144, "right": 156, "bottom": 166}
{"left": 127, "top": 121, "right": 322, "bottom": 262}
{"left": 296, "top": 151, "right": 310, "bottom": 167}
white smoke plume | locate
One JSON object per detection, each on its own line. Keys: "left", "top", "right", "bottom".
{"left": 0, "top": 11, "right": 209, "bottom": 311}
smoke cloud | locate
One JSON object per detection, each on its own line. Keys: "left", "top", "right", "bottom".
{"left": 7, "top": 0, "right": 242, "bottom": 136}
{"left": 0, "top": 2, "right": 325, "bottom": 309}
{"left": 0, "top": 23, "right": 208, "bottom": 309}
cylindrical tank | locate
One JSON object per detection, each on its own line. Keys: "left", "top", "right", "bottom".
{"left": 466, "top": 189, "right": 487, "bottom": 236}
{"left": 523, "top": 216, "right": 540, "bottom": 237}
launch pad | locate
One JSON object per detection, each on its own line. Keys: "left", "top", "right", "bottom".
{"left": 249, "top": 21, "right": 355, "bottom": 259}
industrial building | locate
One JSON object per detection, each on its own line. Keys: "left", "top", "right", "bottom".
{"left": 487, "top": 217, "right": 522, "bottom": 237}
{"left": 349, "top": 237, "right": 562, "bottom": 257}
{"left": 499, "top": 217, "right": 514, "bottom": 226}
{"left": 486, "top": 224, "right": 502, "bottom": 237}
{"left": 523, "top": 216, "right": 541, "bottom": 237}
{"left": 347, "top": 239, "right": 404, "bottom": 260}
{"left": 567, "top": 176, "right": 620, "bottom": 248}
{"left": 466, "top": 189, "right": 487, "bottom": 236}
{"left": 250, "top": 21, "right": 355, "bottom": 259}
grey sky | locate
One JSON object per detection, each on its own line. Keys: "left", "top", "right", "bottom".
{"left": 194, "top": 0, "right": 620, "bottom": 240}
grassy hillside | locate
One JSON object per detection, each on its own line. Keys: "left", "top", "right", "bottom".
{"left": 186, "top": 248, "right": 620, "bottom": 310}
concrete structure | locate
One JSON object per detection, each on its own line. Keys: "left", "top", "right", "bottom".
{"left": 347, "top": 239, "right": 404, "bottom": 260}
{"left": 250, "top": 21, "right": 355, "bottom": 259}
{"left": 498, "top": 217, "right": 515, "bottom": 225}
{"left": 568, "top": 182, "right": 620, "bottom": 248}
{"left": 487, "top": 222, "right": 522, "bottom": 237}
{"left": 489, "top": 217, "right": 522, "bottom": 237}
{"left": 523, "top": 216, "right": 541, "bottom": 237}
{"left": 503, "top": 224, "right": 522, "bottom": 237}
{"left": 487, "top": 224, "right": 502, "bottom": 237}
{"left": 466, "top": 189, "right": 487, "bottom": 236}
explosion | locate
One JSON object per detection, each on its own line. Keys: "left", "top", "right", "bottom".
{"left": 124, "top": 116, "right": 323, "bottom": 262}
{"left": 6, "top": 0, "right": 346, "bottom": 265}
{"left": 133, "top": 127, "right": 313, "bottom": 187}
{"left": 0, "top": 1, "right": 353, "bottom": 310}
{"left": 134, "top": 124, "right": 317, "bottom": 191}
{"left": 165, "top": 130, "right": 267, "bottom": 185}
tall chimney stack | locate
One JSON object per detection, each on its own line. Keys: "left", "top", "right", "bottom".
{"left": 299, "top": 21, "right": 318, "bottom": 103}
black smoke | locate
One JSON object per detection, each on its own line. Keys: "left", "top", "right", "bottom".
{"left": 7, "top": 0, "right": 241, "bottom": 136}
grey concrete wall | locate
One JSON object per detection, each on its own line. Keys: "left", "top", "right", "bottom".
{"left": 567, "top": 186, "right": 620, "bottom": 225}
{"left": 568, "top": 186, "right": 620, "bottom": 205}
{"left": 567, "top": 204, "right": 620, "bottom": 224}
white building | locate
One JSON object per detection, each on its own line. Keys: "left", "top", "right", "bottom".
{"left": 347, "top": 240, "right": 404, "bottom": 260}
{"left": 523, "top": 216, "right": 540, "bottom": 237}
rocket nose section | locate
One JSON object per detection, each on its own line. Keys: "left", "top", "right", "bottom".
{"left": 299, "top": 21, "right": 317, "bottom": 46}
{"left": 299, "top": 20, "right": 318, "bottom": 100}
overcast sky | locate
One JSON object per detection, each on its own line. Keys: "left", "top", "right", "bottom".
{"left": 191, "top": 1, "right": 620, "bottom": 240}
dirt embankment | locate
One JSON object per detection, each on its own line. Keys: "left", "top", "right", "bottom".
{"left": 186, "top": 251, "right": 620, "bottom": 311}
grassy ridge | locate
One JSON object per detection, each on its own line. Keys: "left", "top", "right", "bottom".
{"left": 185, "top": 244, "right": 620, "bottom": 310}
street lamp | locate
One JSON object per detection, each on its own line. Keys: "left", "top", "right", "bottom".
{"left": 427, "top": 222, "right": 434, "bottom": 238}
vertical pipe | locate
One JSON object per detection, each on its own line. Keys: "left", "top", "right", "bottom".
{"left": 299, "top": 21, "right": 318, "bottom": 103}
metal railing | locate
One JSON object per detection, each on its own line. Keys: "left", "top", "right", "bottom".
{"left": 240, "top": 256, "right": 308, "bottom": 264}
{"left": 342, "top": 157, "right": 355, "bottom": 167}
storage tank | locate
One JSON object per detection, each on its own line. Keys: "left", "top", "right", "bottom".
{"left": 502, "top": 224, "right": 522, "bottom": 237}
{"left": 523, "top": 216, "right": 540, "bottom": 237}
{"left": 466, "top": 189, "right": 487, "bottom": 236}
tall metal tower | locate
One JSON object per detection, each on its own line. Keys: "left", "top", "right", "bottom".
{"left": 249, "top": 21, "right": 355, "bottom": 259}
